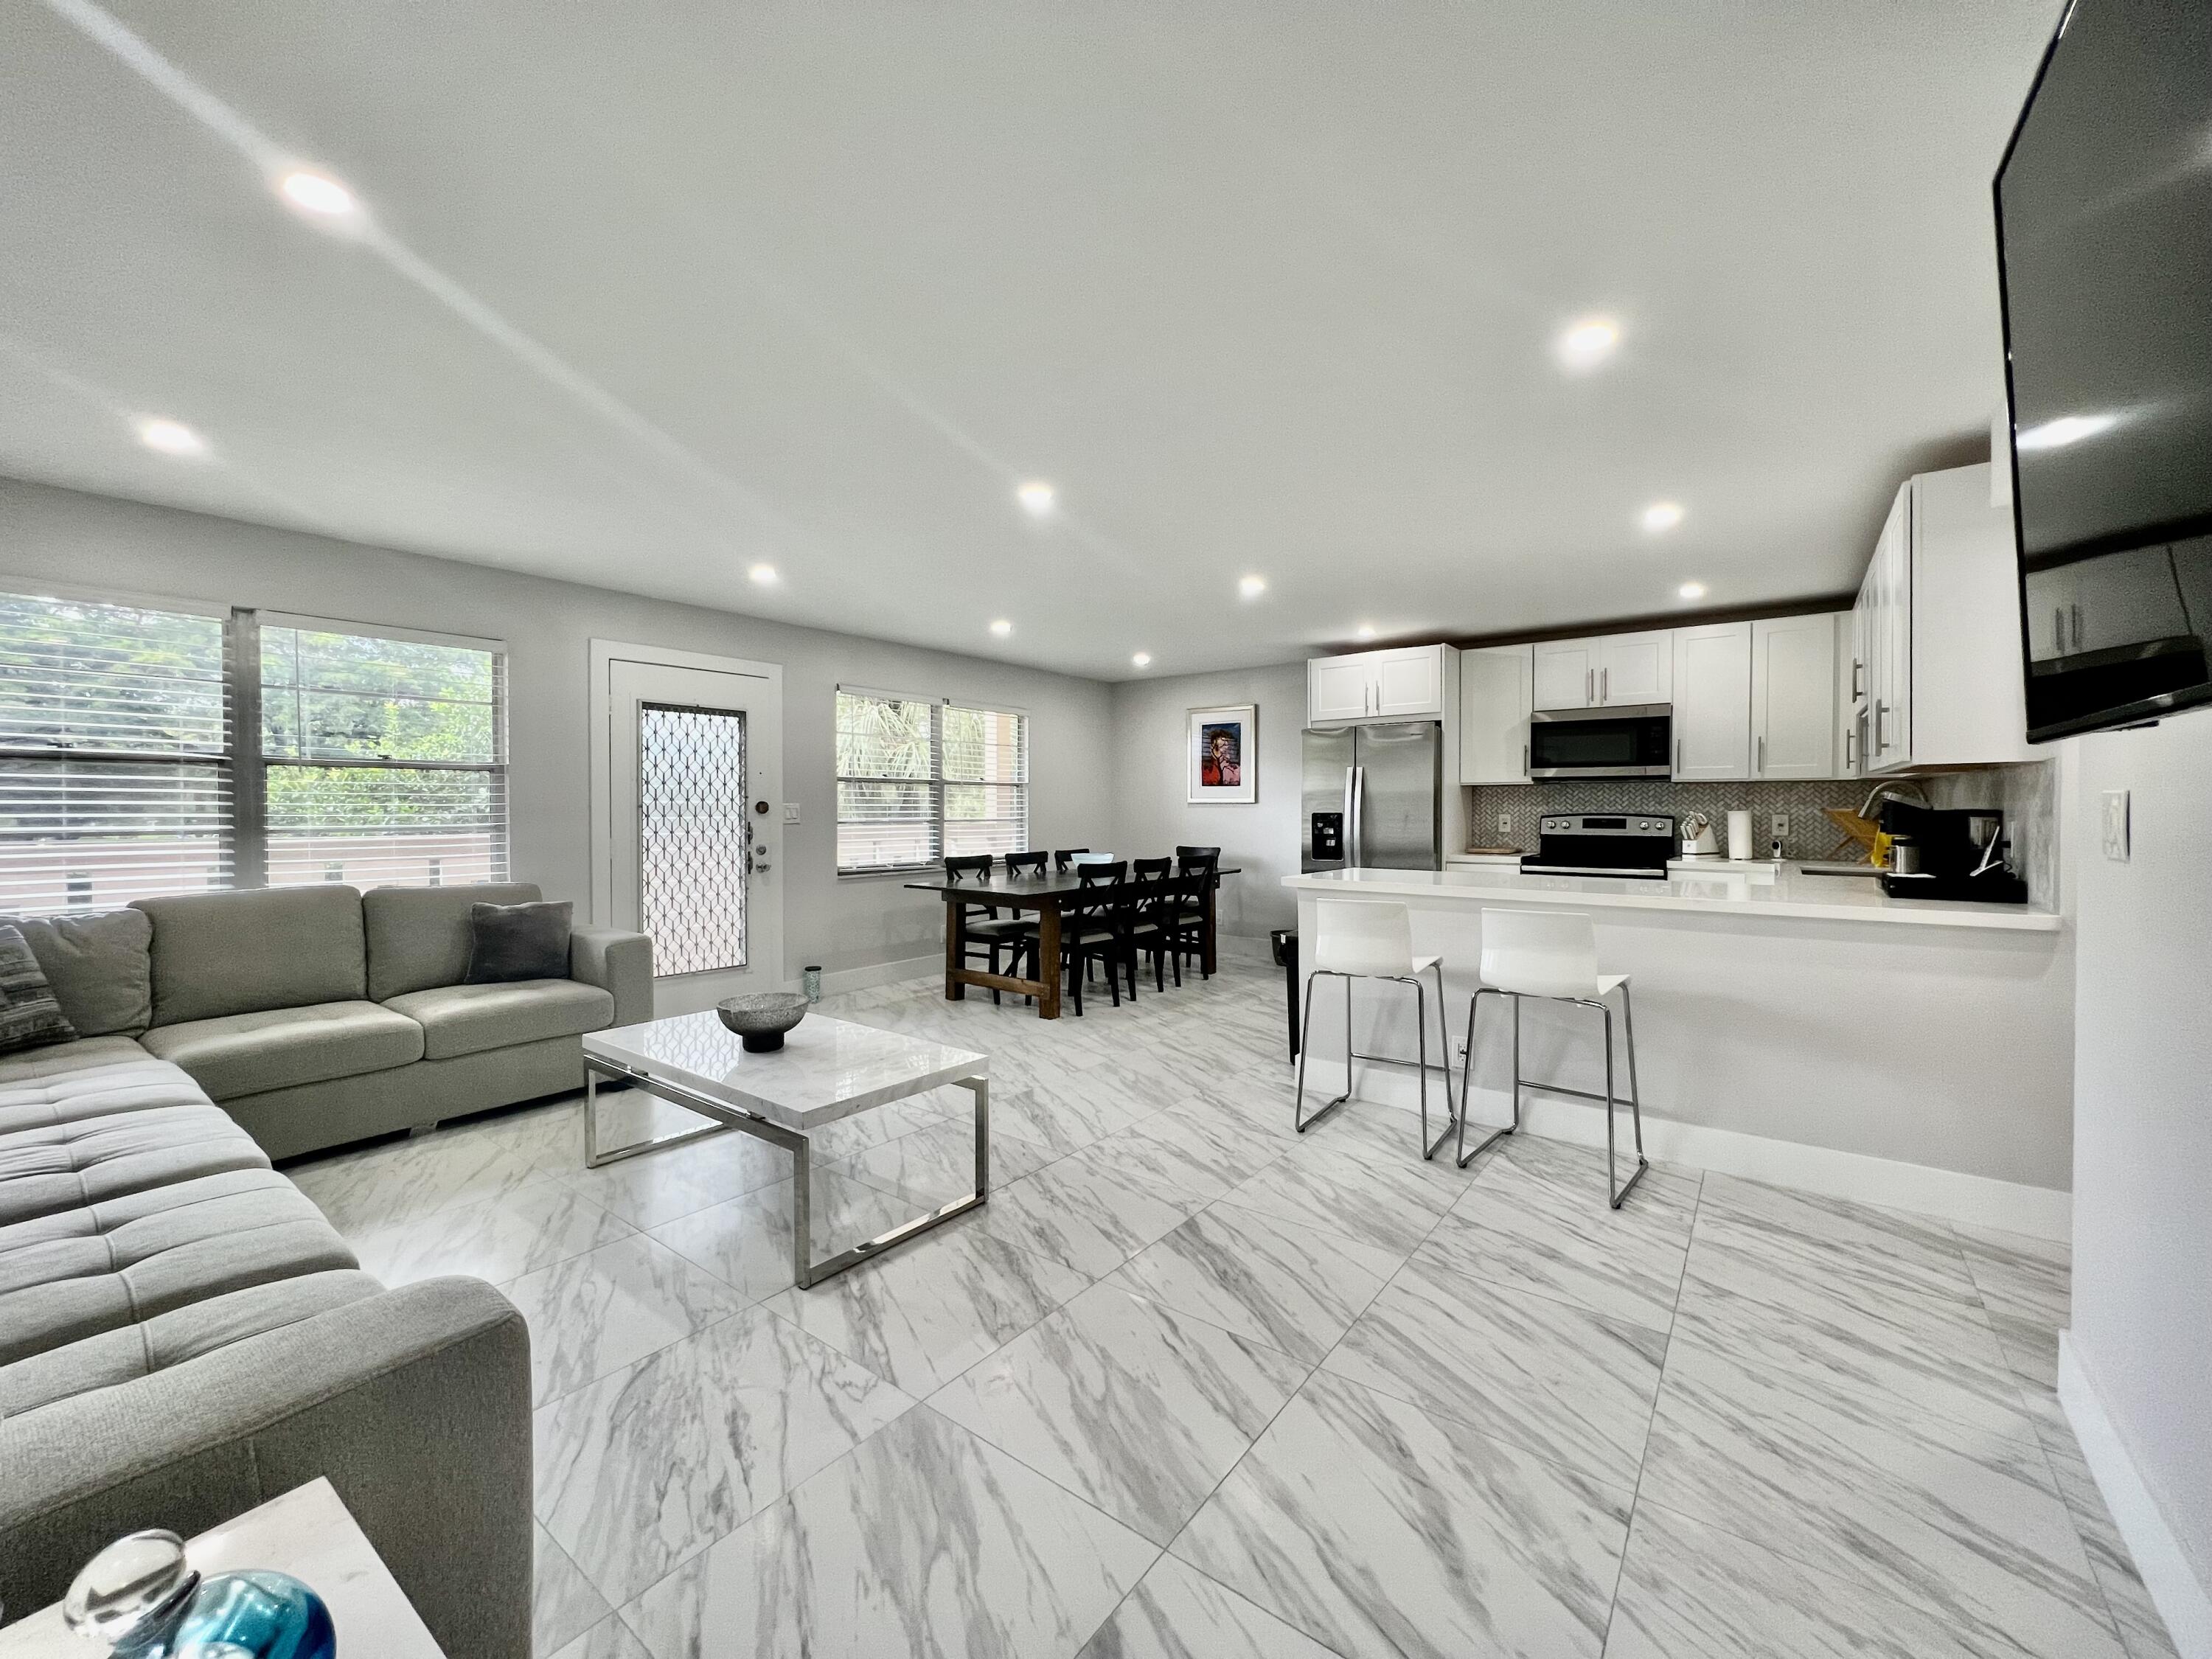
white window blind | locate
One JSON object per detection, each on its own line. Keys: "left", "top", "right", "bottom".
{"left": 835, "top": 689, "right": 1028, "bottom": 872}
{"left": 260, "top": 621, "right": 508, "bottom": 891}
{"left": 0, "top": 592, "right": 234, "bottom": 915}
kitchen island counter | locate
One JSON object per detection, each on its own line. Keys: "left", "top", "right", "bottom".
{"left": 1289, "top": 864, "right": 2058, "bottom": 931}
{"left": 1281, "top": 861, "right": 2073, "bottom": 1236}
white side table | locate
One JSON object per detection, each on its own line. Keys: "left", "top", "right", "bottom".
{"left": 0, "top": 1479, "right": 445, "bottom": 1657}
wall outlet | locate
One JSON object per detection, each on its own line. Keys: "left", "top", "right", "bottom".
{"left": 783, "top": 802, "right": 801, "bottom": 824}
{"left": 2101, "top": 790, "right": 2130, "bottom": 861}
{"left": 1770, "top": 813, "right": 1790, "bottom": 841}
{"left": 1497, "top": 812, "right": 1512, "bottom": 836}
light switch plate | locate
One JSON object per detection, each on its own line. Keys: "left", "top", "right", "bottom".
{"left": 2101, "top": 790, "right": 2130, "bottom": 861}
{"left": 1497, "top": 812, "right": 1512, "bottom": 835}
{"left": 783, "top": 803, "right": 801, "bottom": 824}
{"left": 1771, "top": 813, "right": 1790, "bottom": 840}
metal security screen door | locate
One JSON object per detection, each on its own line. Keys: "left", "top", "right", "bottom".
{"left": 596, "top": 649, "right": 783, "bottom": 1017}
{"left": 639, "top": 703, "right": 747, "bottom": 975}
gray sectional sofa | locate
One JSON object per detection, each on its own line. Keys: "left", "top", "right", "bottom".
{"left": 0, "top": 883, "right": 653, "bottom": 1655}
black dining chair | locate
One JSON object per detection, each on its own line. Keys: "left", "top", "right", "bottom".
{"left": 1058, "top": 860, "right": 1132, "bottom": 1014}
{"left": 1132, "top": 856, "right": 1172, "bottom": 882}
{"left": 1004, "top": 849, "right": 1048, "bottom": 878}
{"left": 984, "top": 850, "right": 1047, "bottom": 999}
{"left": 1052, "top": 848, "right": 1091, "bottom": 873}
{"left": 1130, "top": 867, "right": 1198, "bottom": 992}
{"left": 945, "top": 855, "right": 1020, "bottom": 1005}
{"left": 1175, "top": 849, "right": 1220, "bottom": 977}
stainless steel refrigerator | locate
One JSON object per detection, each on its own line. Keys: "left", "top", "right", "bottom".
{"left": 1301, "top": 722, "right": 1444, "bottom": 872}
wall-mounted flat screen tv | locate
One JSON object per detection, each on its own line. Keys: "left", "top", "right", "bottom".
{"left": 1994, "top": 0, "right": 2212, "bottom": 740}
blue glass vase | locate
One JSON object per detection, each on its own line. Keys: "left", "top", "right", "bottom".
{"left": 63, "top": 1529, "right": 336, "bottom": 1659}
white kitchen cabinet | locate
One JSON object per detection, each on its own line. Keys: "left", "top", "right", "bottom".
{"left": 1531, "top": 639, "right": 1596, "bottom": 710}
{"left": 1308, "top": 655, "right": 1374, "bottom": 723}
{"left": 1307, "top": 643, "right": 1451, "bottom": 724}
{"left": 1597, "top": 629, "right": 1673, "bottom": 706}
{"left": 1669, "top": 622, "right": 1753, "bottom": 780}
{"left": 1531, "top": 630, "right": 1673, "bottom": 709}
{"left": 1856, "top": 464, "right": 2034, "bottom": 773}
{"left": 1458, "top": 646, "right": 1533, "bottom": 783}
{"left": 1751, "top": 613, "right": 1837, "bottom": 779}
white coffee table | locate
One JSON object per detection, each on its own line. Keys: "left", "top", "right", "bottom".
{"left": 0, "top": 1478, "right": 444, "bottom": 1656}
{"left": 582, "top": 1012, "right": 990, "bottom": 1288}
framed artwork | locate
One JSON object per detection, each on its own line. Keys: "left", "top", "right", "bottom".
{"left": 1186, "top": 704, "right": 1257, "bottom": 804}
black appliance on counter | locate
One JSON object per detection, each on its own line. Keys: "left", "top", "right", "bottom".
{"left": 1528, "top": 706, "right": 1672, "bottom": 779}
{"left": 1877, "top": 801, "right": 2028, "bottom": 904}
{"left": 1521, "top": 813, "right": 1676, "bottom": 880}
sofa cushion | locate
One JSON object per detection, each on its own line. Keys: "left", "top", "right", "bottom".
{"left": 364, "top": 883, "right": 543, "bottom": 1002}
{"left": 0, "top": 1104, "right": 269, "bottom": 1228}
{"left": 382, "top": 978, "right": 615, "bottom": 1061}
{"left": 135, "top": 886, "right": 368, "bottom": 1026}
{"left": 465, "top": 900, "right": 573, "bottom": 985}
{"left": 0, "top": 1175, "right": 354, "bottom": 1366}
{"left": 0, "top": 1043, "right": 204, "bottom": 1137}
{"left": 0, "top": 925, "right": 75, "bottom": 1055}
{"left": 0, "top": 910, "right": 153, "bottom": 1037}
{"left": 1, "top": 1268, "right": 382, "bottom": 1419}
{"left": 139, "top": 1001, "right": 424, "bottom": 1100}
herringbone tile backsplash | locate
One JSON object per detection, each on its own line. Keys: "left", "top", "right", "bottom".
{"left": 1467, "top": 760, "right": 2058, "bottom": 903}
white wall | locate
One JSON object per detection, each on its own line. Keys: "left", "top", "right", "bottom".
{"left": 1107, "top": 661, "right": 1307, "bottom": 942}
{"left": 2067, "top": 714, "right": 2212, "bottom": 1627}
{"left": 0, "top": 478, "right": 1115, "bottom": 981}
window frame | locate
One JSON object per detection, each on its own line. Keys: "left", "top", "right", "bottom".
{"left": 834, "top": 685, "right": 1029, "bottom": 877}
{"left": 0, "top": 585, "right": 510, "bottom": 912}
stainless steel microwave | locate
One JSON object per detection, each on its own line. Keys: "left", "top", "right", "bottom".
{"left": 1528, "top": 703, "right": 1673, "bottom": 778}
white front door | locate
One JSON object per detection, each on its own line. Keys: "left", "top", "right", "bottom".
{"left": 592, "top": 645, "right": 784, "bottom": 1017}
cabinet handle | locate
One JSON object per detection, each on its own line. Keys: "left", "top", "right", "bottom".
{"left": 1601, "top": 666, "right": 1610, "bottom": 703}
{"left": 1522, "top": 742, "right": 1529, "bottom": 776}
{"left": 1851, "top": 659, "right": 1863, "bottom": 699}
{"left": 1674, "top": 737, "right": 1683, "bottom": 775}
{"left": 1874, "top": 701, "right": 1888, "bottom": 754}
{"left": 1757, "top": 734, "right": 1766, "bottom": 775}
{"left": 1846, "top": 728, "right": 1856, "bottom": 768}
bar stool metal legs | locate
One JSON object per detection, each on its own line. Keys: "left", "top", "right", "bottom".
{"left": 1455, "top": 978, "right": 1649, "bottom": 1207}
{"left": 1292, "top": 962, "right": 1459, "bottom": 1161}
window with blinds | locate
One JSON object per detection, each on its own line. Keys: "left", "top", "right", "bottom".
{"left": 835, "top": 689, "right": 1027, "bottom": 872}
{"left": 0, "top": 592, "right": 507, "bottom": 914}
{"left": 260, "top": 621, "right": 507, "bottom": 891}
{"left": 0, "top": 593, "right": 234, "bottom": 914}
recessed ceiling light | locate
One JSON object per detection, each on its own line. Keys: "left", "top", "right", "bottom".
{"left": 1239, "top": 575, "right": 1267, "bottom": 599}
{"left": 748, "top": 563, "right": 778, "bottom": 585}
{"left": 1016, "top": 480, "right": 1056, "bottom": 517}
{"left": 990, "top": 619, "right": 1013, "bottom": 637}
{"left": 1557, "top": 317, "right": 1620, "bottom": 371}
{"left": 134, "top": 417, "right": 206, "bottom": 456}
{"left": 279, "top": 170, "right": 356, "bottom": 216}
{"left": 1355, "top": 624, "right": 1377, "bottom": 640}
{"left": 1132, "top": 652, "right": 1152, "bottom": 667}
{"left": 2016, "top": 412, "right": 2116, "bottom": 451}
{"left": 1641, "top": 501, "right": 1685, "bottom": 534}
{"left": 1678, "top": 582, "right": 1708, "bottom": 600}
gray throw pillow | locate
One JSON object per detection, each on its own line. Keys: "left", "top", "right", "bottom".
{"left": 0, "top": 924, "right": 78, "bottom": 1054}
{"left": 464, "top": 900, "right": 573, "bottom": 984}
{"left": 0, "top": 910, "right": 154, "bottom": 1036}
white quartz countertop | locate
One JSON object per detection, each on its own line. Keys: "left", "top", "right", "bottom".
{"left": 1287, "top": 865, "right": 2059, "bottom": 931}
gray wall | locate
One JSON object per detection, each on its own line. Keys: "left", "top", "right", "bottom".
{"left": 0, "top": 478, "right": 1115, "bottom": 981}
{"left": 2068, "top": 717, "right": 2212, "bottom": 1601}
{"left": 1107, "top": 661, "right": 1306, "bottom": 942}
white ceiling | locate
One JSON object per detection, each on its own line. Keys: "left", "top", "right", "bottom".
{"left": 0, "top": 0, "right": 2057, "bottom": 680}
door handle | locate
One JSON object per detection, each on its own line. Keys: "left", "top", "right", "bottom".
{"left": 1341, "top": 766, "right": 1354, "bottom": 861}
{"left": 1351, "top": 767, "right": 1366, "bottom": 866}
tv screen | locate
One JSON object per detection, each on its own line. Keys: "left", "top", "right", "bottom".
{"left": 1995, "top": 0, "right": 2212, "bottom": 740}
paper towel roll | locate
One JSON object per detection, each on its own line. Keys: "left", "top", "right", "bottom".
{"left": 1726, "top": 810, "right": 1754, "bottom": 863}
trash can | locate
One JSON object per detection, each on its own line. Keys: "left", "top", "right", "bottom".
{"left": 1270, "top": 928, "right": 1299, "bottom": 1062}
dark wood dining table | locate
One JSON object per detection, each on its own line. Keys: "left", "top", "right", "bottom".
{"left": 904, "top": 866, "right": 1240, "bottom": 1019}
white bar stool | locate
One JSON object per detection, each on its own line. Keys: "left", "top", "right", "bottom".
{"left": 1293, "top": 899, "right": 1458, "bottom": 1160}
{"left": 1457, "top": 907, "right": 1648, "bottom": 1208}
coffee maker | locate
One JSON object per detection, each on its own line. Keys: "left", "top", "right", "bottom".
{"left": 1877, "top": 800, "right": 2028, "bottom": 903}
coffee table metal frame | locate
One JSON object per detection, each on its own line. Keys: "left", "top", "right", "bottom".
{"left": 582, "top": 1053, "right": 988, "bottom": 1290}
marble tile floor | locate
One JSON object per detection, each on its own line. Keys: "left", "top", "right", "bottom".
{"left": 279, "top": 953, "right": 2180, "bottom": 1659}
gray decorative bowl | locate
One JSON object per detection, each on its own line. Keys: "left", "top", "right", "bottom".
{"left": 717, "top": 992, "right": 809, "bottom": 1052}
